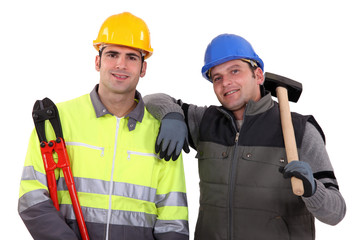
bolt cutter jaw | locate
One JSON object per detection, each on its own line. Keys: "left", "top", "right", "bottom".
{"left": 32, "top": 98, "right": 63, "bottom": 143}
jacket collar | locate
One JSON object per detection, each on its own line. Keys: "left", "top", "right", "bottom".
{"left": 89, "top": 84, "right": 144, "bottom": 131}
{"left": 244, "top": 91, "right": 274, "bottom": 116}
{"left": 217, "top": 91, "right": 274, "bottom": 120}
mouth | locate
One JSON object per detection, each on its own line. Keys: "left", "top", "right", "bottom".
{"left": 224, "top": 89, "right": 239, "bottom": 97}
{"left": 111, "top": 70, "right": 130, "bottom": 80}
{"left": 112, "top": 73, "right": 128, "bottom": 79}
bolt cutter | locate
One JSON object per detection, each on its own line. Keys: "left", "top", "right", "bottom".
{"left": 32, "top": 97, "right": 90, "bottom": 240}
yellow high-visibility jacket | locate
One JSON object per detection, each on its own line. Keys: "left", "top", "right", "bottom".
{"left": 18, "top": 86, "right": 189, "bottom": 240}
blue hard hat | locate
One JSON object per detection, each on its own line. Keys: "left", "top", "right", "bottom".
{"left": 201, "top": 34, "right": 264, "bottom": 81}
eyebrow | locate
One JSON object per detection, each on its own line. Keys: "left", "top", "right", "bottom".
{"left": 104, "top": 50, "right": 141, "bottom": 59}
{"left": 126, "top": 52, "right": 141, "bottom": 59}
{"left": 227, "top": 64, "right": 242, "bottom": 70}
{"left": 102, "top": 50, "right": 117, "bottom": 55}
{"left": 212, "top": 64, "right": 242, "bottom": 76}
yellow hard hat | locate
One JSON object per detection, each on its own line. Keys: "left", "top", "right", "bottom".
{"left": 93, "top": 12, "right": 153, "bottom": 59}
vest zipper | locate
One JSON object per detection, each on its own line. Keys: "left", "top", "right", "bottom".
{"left": 229, "top": 131, "right": 240, "bottom": 240}
{"left": 217, "top": 108, "right": 246, "bottom": 240}
{"left": 219, "top": 108, "right": 241, "bottom": 240}
{"left": 106, "top": 117, "right": 121, "bottom": 240}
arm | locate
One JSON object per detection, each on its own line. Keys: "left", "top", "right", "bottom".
{"left": 18, "top": 129, "right": 78, "bottom": 240}
{"left": 154, "top": 155, "right": 189, "bottom": 240}
{"left": 144, "top": 93, "right": 207, "bottom": 151}
{"left": 299, "top": 122, "right": 346, "bottom": 225}
{"left": 144, "top": 93, "right": 184, "bottom": 120}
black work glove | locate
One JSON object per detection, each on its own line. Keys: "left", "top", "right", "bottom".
{"left": 281, "top": 161, "right": 317, "bottom": 197}
{"left": 155, "top": 112, "right": 190, "bottom": 161}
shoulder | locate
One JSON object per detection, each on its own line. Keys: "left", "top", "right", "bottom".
{"left": 143, "top": 107, "right": 161, "bottom": 126}
{"left": 57, "top": 94, "right": 90, "bottom": 109}
{"left": 292, "top": 113, "right": 326, "bottom": 144}
{"left": 56, "top": 94, "right": 94, "bottom": 127}
{"left": 304, "top": 121, "right": 326, "bottom": 145}
{"left": 56, "top": 94, "right": 92, "bottom": 115}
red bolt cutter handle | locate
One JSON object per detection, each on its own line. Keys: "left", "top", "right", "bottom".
{"left": 54, "top": 138, "right": 90, "bottom": 240}
{"left": 40, "top": 141, "right": 59, "bottom": 210}
{"left": 39, "top": 139, "right": 90, "bottom": 240}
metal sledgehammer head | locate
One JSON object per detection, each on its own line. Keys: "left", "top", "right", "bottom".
{"left": 264, "top": 72, "right": 302, "bottom": 102}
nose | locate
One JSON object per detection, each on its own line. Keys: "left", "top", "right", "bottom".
{"left": 115, "top": 55, "right": 127, "bottom": 69}
{"left": 222, "top": 75, "right": 232, "bottom": 87}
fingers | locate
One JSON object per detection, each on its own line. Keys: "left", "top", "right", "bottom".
{"left": 156, "top": 138, "right": 175, "bottom": 161}
{"left": 154, "top": 119, "right": 190, "bottom": 161}
{"left": 155, "top": 134, "right": 162, "bottom": 153}
{"left": 156, "top": 139, "right": 184, "bottom": 161}
{"left": 165, "top": 139, "right": 190, "bottom": 161}
{"left": 183, "top": 140, "right": 190, "bottom": 153}
{"left": 281, "top": 161, "right": 316, "bottom": 197}
{"left": 284, "top": 161, "right": 311, "bottom": 176}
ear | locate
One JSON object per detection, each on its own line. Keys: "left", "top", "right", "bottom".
{"left": 140, "top": 61, "right": 147, "bottom": 78}
{"left": 255, "top": 67, "right": 265, "bottom": 85}
{"left": 95, "top": 55, "right": 100, "bottom": 71}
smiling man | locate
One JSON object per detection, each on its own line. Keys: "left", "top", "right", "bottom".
{"left": 96, "top": 44, "right": 146, "bottom": 117}
{"left": 211, "top": 58, "right": 264, "bottom": 120}
{"left": 144, "top": 34, "right": 346, "bottom": 240}
{"left": 18, "top": 12, "right": 189, "bottom": 240}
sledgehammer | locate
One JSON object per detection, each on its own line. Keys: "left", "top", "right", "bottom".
{"left": 264, "top": 72, "right": 304, "bottom": 196}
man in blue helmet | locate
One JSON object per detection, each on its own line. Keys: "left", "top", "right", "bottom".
{"left": 144, "top": 34, "right": 346, "bottom": 240}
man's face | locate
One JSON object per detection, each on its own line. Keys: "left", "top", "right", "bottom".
{"left": 95, "top": 44, "right": 146, "bottom": 97}
{"left": 211, "top": 59, "right": 264, "bottom": 118}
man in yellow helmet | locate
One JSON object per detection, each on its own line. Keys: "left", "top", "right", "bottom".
{"left": 18, "top": 12, "right": 189, "bottom": 240}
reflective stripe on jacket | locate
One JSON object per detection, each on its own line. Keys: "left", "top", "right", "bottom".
{"left": 19, "top": 89, "right": 189, "bottom": 240}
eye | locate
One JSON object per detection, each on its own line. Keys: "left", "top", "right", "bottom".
{"left": 129, "top": 55, "right": 138, "bottom": 61}
{"left": 231, "top": 69, "right": 239, "bottom": 74}
{"left": 212, "top": 76, "right": 222, "bottom": 82}
{"left": 105, "top": 53, "right": 117, "bottom": 58}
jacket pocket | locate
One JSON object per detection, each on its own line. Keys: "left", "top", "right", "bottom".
{"left": 66, "top": 141, "right": 104, "bottom": 156}
{"left": 241, "top": 146, "right": 287, "bottom": 167}
{"left": 236, "top": 146, "right": 290, "bottom": 188}
{"left": 64, "top": 142, "right": 105, "bottom": 178}
{"left": 127, "top": 151, "right": 160, "bottom": 160}
{"left": 120, "top": 151, "right": 161, "bottom": 187}
{"left": 233, "top": 208, "right": 290, "bottom": 240}
{"left": 196, "top": 142, "right": 232, "bottom": 184}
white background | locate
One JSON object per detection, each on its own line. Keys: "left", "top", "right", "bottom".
{"left": 1, "top": 0, "right": 359, "bottom": 239}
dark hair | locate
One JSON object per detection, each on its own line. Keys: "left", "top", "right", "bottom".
{"left": 98, "top": 49, "right": 104, "bottom": 68}
{"left": 241, "top": 60, "right": 258, "bottom": 78}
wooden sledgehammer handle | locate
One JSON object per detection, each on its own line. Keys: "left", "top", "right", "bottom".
{"left": 276, "top": 87, "right": 304, "bottom": 196}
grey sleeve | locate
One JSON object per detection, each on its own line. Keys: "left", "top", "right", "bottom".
{"left": 143, "top": 93, "right": 184, "bottom": 120}
{"left": 144, "top": 93, "right": 207, "bottom": 149}
{"left": 19, "top": 198, "right": 78, "bottom": 240}
{"left": 299, "top": 122, "right": 346, "bottom": 225}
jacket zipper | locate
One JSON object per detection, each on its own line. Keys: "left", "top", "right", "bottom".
{"left": 229, "top": 131, "right": 240, "bottom": 240}
{"left": 65, "top": 142, "right": 105, "bottom": 156}
{"left": 106, "top": 117, "right": 121, "bottom": 240}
